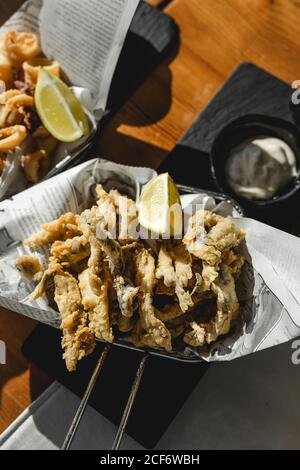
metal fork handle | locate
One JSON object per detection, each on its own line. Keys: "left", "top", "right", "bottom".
{"left": 61, "top": 344, "right": 110, "bottom": 450}
{"left": 111, "top": 354, "right": 148, "bottom": 450}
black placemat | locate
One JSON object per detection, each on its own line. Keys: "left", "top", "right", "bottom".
{"left": 22, "top": 324, "right": 208, "bottom": 449}
{"left": 159, "top": 62, "right": 300, "bottom": 234}
{"left": 106, "top": 1, "right": 179, "bottom": 116}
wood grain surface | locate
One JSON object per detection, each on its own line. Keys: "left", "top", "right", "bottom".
{"left": 1, "top": 0, "right": 300, "bottom": 435}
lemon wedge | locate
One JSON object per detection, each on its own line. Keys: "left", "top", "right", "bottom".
{"left": 35, "top": 68, "right": 89, "bottom": 142}
{"left": 139, "top": 173, "right": 183, "bottom": 236}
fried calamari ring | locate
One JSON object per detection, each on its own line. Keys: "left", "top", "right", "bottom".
{"left": 0, "top": 89, "right": 22, "bottom": 105}
{"left": 0, "top": 125, "right": 27, "bottom": 152}
{"left": 1, "top": 31, "right": 41, "bottom": 67}
{"left": 0, "top": 93, "right": 34, "bottom": 128}
{"left": 22, "top": 149, "right": 48, "bottom": 183}
{"left": 0, "top": 52, "right": 13, "bottom": 87}
{"left": 23, "top": 58, "right": 60, "bottom": 85}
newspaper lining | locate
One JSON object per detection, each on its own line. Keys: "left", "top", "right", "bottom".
{"left": 0, "top": 159, "right": 300, "bottom": 362}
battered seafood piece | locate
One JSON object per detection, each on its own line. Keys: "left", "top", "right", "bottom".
{"left": 51, "top": 236, "right": 90, "bottom": 266}
{"left": 184, "top": 321, "right": 206, "bottom": 347}
{"left": 78, "top": 236, "right": 113, "bottom": 343}
{"left": 95, "top": 184, "right": 117, "bottom": 235}
{"left": 0, "top": 125, "right": 27, "bottom": 152}
{"left": 112, "top": 313, "right": 135, "bottom": 333}
{"left": 23, "top": 58, "right": 60, "bottom": 85}
{"left": 79, "top": 207, "right": 139, "bottom": 318}
{"left": 15, "top": 184, "right": 246, "bottom": 371}
{"left": 15, "top": 255, "right": 42, "bottom": 281}
{"left": 135, "top": 248, "right": 172, "bottom": 351}
{"left": 1, "top": 31, "right": 41, "bottom": 67}
{"left": 109, "top": 189, "right": 138, "bottom": 239}
{"left": 157, "top": 290, "right": 214, "bottom": 322}
{"left": 113, "top": 275, "right": 139, "bottom": 318}
{"left": 24, "top": 213, "right": 81, "bottom": 249}
{"left": 31, "top": 256, "right": 63, "bottom": 300}
{"left": 54, "top": 271, "right": 95, "bottom": 372}
{"left": 132, "top": 320, "right": 158, "bottom": 350}
{"left": 0, "top": 93, "right": 34, "bottom": 128}
{"left": 173, "top": 242, "right": 193, "bottom": 288}
{"left": 156, "top": 243, "right": 176, "bottom": 287}
{"left": 166, "top": 314, "right": 188, "bottom": 339}
{"left": 98, "top": 232, "right": 139, "bottom": 318}
{"left": 156, "top": 241, "right": 193, "bottom": 312}
{"left": 201, "top": 263, "right": 219, "bottom": 291}
{"left": 206, "top": 263, "right": 240, "bottom": 342}
{"left": 183, "top": 210, "right": 245, "bottom": 266}
{"left": 223, "top": 250, "right": 245, "bottom": 277}
{"left": 0, "top": 90, "right": 22, "bottom": 106}
{"left": 0, "top": 52, "right": 13, "bottom": 87}
{"left": 173, "top": 242, "right": 193, "bottom": 312}
{"left": 184, "top": 264, "right": 240, "bottom": 347}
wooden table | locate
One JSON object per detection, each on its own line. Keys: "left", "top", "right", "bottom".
{"left": 1, "top": 0, "right": 300, "bottom": 435}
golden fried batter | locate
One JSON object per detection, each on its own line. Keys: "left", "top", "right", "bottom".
{"left": 109, "top": 189, "right": 138, "bottom": 240}
{"left": 184, "top": 322, "right": 206, "bottom": 347}
{"left": 222, "top": 250, "right": 245, "bottom": 277}
{"left": 184, "top": 264, "right": 240, "bottom": 347}
{"left": 78, "top": 236, "right": 113, "bottom": 343}
{"left": 95, "top": 185, "right": 117, "bottom": 235}
{"left": 135, "top": 249, "right": 172, "bottom": 351}
{"left": 183, "top": 210, "right": 245, "bottom": 266}
{"left": 156, "top": 243, "right": 176, "bottom": 287}
{"left": 156, "top": 241, "right": 193, "bottom": 312}
{"left": 51, "top": 236, "right": 90, "bottom": 266}
{"left": 78, "top": 207, "right": 139, "bottom": 318}
{"left": 0, "top": 93, "right": 34, "bottom": 128}
{"left": 15, "top": 255, "right": 42, "bottom": 281}
{"left": 1, "top": 31, "right": 41, "bottom": 67}
{"left": 54, "top": 271, "right": 95, "bottom": 372}
{"left": 173, "top": 242, "right": 193, "bottom": 312}
{"left": 31, "top": 257, "right": 63, "bottom": 300}
{"left": 24, "top": 213, "right": 81, "bottom": 249}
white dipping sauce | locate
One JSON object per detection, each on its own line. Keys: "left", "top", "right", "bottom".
{"left": 225, "top": 136, "right": 298, "bottom": 200}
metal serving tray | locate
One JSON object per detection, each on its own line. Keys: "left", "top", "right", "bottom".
{"left": 61, "top": 184, "right": 244, "bottom": 451}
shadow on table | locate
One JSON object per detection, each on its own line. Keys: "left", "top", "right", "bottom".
{"left": 79, "top": 34, "right": 180, "bottom": 169}
{"left": 0, "top": 312, "right": 51, "bottom": 413}
{"left": 24, "top": 324, "right": 209, "bottom": 450}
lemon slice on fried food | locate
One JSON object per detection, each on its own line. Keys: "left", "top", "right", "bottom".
{"left": 139, "top": 173, "right": 183, "bottom": 237}
{"left": 35, "top": 68, "right": 89, "bottom": 143}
